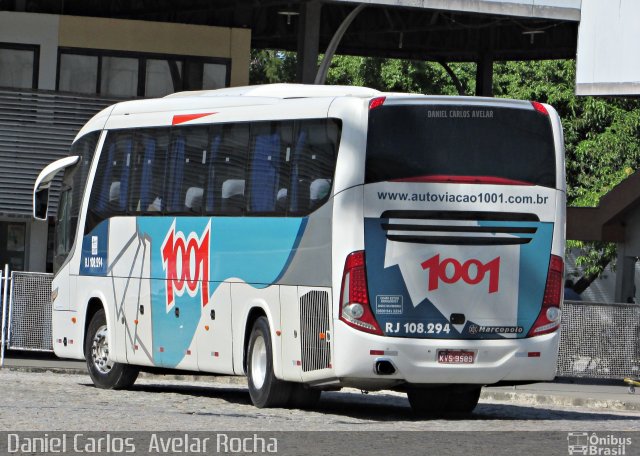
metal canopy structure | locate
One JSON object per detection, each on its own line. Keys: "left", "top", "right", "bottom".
{"left": 8, "top": 0, "right": 580, "bottom": 92}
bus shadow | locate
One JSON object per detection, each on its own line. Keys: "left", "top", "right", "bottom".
{"left": 316, "top": 390, "right": 640, "bottom": 422}
{"left": 79, "top": 381, "right": 640, "bottom": 423}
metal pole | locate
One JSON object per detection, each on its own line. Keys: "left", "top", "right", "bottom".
{"left": 314, "top": 4, "right": 366, "bottom": 85}
{"left": 1, "top": 264, "right": 9, "bottom": 367}
{"left": 7, "top": 270, "right": 14, "bottom": 344}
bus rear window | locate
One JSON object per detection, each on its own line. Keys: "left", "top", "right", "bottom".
{"left": 366, "top": 104, "right": 556, "bottom": 188}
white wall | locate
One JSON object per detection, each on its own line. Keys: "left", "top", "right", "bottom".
{"left": 576, "top": 0, "right": 640, "bottom": 95}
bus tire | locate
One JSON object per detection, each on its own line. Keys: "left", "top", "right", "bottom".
{"left": 406, "top": 387, "right": 450, "bottom": 416}
{"left": 85, "top": 308, "right": 139, "bottom": 390}
{"left": 447, "top": 386, "right": 481, "bottom": 414}
{"left": 288, "top": 384, "right": 321, "bottom": 409}
{"left": 247, "top": 316, "right": 292, "bottom": 408}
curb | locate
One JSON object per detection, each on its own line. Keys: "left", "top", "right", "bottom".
{"left": 480, "top": 389, "right": 640, "bottom": 412}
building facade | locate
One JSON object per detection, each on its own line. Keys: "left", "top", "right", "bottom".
{"left": 0, "top": 11, "right": 250, "bottom": 272}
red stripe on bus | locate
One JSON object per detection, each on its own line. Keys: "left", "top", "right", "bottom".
{"left": 172, "top": 112, "right": 217, "bottom": 125}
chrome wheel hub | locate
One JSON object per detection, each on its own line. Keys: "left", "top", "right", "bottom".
{"left": 251, "top": 335, "right": 267, "bottom": 390}
{"left": 91, "top": 325, "right": 113, "bottom": 374}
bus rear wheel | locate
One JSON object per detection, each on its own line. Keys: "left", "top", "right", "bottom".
{"left": 406, "top": 386, "right": 451, "bottom": 415}
{"left": 407, "top": 385, "right": 481, "bottom": 416}
{"left": 247, "top": 316, "right": 292, "bottom": 408}
{"left": 447, "top": 386, "right": 482, "bottom": 413}
{"left": 85, "top": 308, "right": 139, "bottom": 389}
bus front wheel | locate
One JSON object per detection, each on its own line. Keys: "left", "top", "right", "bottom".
{"left": 85, "top": 308, "right": 139, "bottom": 389}
{"left": 247, "top": 316, "right": 292, "bottom": 408}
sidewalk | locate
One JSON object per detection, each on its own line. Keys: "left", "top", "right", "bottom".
{"left": 3, "top": 352, "right": 640, "bottom": 412}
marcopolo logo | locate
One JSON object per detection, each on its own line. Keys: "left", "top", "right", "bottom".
{"left": 567, "top": 432, "right": 632, "bottom": 455}
{"left": 161, "top": 220, "right": 211, "bottom": 311}
{"left": 420, "top": 254, "right": 500, "bottom": 294}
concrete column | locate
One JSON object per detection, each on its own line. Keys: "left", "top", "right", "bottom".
{"left": 27, "top": 220, "right": 48, "bottom": 272}
{"left": 475, "top": 52, "right": 494, "bottom": 97}
{"left": 296, "top": 1, "right": 322, "bottom": 84}
{"left": 614, "top": 244, "right": 637, "bottom": 303}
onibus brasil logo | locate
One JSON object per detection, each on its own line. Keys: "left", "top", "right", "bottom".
{"left": 161, "top": 220, "right": 211, "bottom": 312}
{"left": 567, "top": 432, "right": 632, "bottom": 455}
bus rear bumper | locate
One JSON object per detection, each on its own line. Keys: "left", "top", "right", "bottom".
{"left": 332, "top": 322, "right": 560, "bottom": 388}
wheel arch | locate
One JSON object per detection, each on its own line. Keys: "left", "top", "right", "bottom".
{"left": 243, "top": 306, "right": 269, "bottom": 374}
{"left": 83, "top": 297, "right": 105, "bottom": 357}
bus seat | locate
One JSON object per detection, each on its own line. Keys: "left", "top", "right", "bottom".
{"left": 109, "top": 182, "right": 120, "bottom": 202}
{"left": 309, "top": 178, "right": 331, "bottom": 207}
{"left": 221, "top": 179, "right": 245, "bottom": 214}
{"left": 276, "top": 188, "right": 288, "bottom": 212}
{"left": 185, "top": 186, "right": 203, "bottom": 212}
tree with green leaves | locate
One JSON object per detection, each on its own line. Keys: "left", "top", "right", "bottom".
{"left": 250, "top": 52, "right": 640, "bottom": 293}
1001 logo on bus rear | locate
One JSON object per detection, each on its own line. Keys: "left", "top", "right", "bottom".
{"left": 420, "top": 254, "right": 500, "bottom": 294}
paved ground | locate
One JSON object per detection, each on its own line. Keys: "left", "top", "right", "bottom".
{"left": 1, "top": 369, "right": 639, "bottom": 433}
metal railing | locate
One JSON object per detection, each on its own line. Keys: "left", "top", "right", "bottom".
{"left": 7, "top": 271, "right": 54, "bottom": 352}
{"left": 557, "top": 300, "right": 640, "bottom": 379}
{"left": 0, "top": 265, "right": 10, "bottom": 365}
{"left": 1, "top": 264, "right": 639, "bottom": 380}
{"left": 1, "top": 266, "right": 54, "bottom": 365}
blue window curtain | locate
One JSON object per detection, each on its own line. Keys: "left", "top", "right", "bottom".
{"left": 206, "top": 134, "right": 221, "bottom": 213}
{"left": 250, "top": 133, "right": 280, "bottom": 212}
{"left": 96, "top": 141, "right": 116, "bottom": 212}
{"left": 167, "top": 135, "right": 185, "bottom": 212}
{"left": 139, "top": 136, "right": 156, "bottom": 210}
{"left": 289, "top": 129, "right": 307, "bottom": 212}
{"left": 118, "top": 137, "right": 132, "bottom": 212}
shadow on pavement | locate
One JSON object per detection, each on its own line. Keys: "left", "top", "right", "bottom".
{"left": 78, "top": 381, "right": 639, "bottom": 423}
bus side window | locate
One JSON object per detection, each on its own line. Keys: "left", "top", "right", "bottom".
{"left": 289, "top": 119, "right": 340, "bottom": 215}
{"left": 86, "top": 131, "right": 133, "bottom": 232}
{"left": 165, "top": 126, "right": 209, "bottom": 215}
{"left": 247, "top": 121, "right": 292, "bottom": 215}
{"left": 128, "top": 129, "right": 168, "bottom": 214}
{"left": 206, "top": 123, "right": 249, "bottom": 216}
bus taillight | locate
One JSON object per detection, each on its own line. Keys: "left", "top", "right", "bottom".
{"left": 531, "top": 101, "right": 549, "bottom": 116}
{"left": 527, "top": 255, "right": 563, "bottom": 337}
{"left": 369, "top": 97, "right": 386, "bottom": 110}
{"left": 339, "top": 251, "right": 383, "bottom": 335}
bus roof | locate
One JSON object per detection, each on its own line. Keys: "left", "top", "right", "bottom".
{"left": 77, "top": 84, "right": 541, "bottom": 139}
{"left": 166, "top": 83, "right": 382, "bottom": 99}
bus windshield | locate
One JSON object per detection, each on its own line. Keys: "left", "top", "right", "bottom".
{"left": 366, "top": 104, "right": 556, "bottom": 188}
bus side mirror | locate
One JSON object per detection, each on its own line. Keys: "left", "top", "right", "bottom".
{"left": 32, "top": 155, "right": 80, "bottom": 221}
{"left": 34, "top": 187, "right": 50, "bottom": 220}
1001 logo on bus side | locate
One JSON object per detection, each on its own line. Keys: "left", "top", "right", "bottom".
{"left": 161, "top": 221, "right": 211, "bottom": 311}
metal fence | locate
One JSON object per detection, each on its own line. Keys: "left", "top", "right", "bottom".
{"left": 1, "top": 266, "right": 640, "bottom": 379}
{"left": 557, "top": 300, "right": 640, "bottom": 379}
{"left": 7, "top": 271, "right": 53, "bottom": 352}
{"left": 1, "top": 268, "right": 54, "bottom": 365}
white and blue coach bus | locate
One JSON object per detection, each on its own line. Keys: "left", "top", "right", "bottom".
{"left": 33, "top": 84, "right": 566, "bottom": 413}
